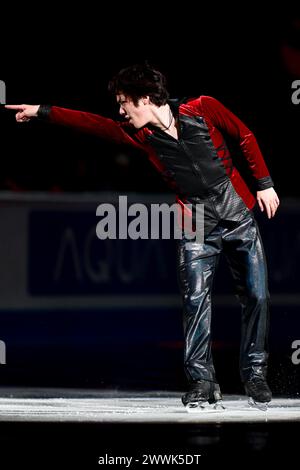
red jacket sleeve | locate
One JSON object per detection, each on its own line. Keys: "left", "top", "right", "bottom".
{"left": 43, "top": 105, "right": 142, "bottom": 150}
{"left": 198, "top": 96, "right": 274, "bottom": 190}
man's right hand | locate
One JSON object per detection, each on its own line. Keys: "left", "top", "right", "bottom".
{"left": 4, "top": 104, "right": 40, "bottom": 122}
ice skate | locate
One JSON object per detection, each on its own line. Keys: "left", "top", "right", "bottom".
{"left": 182, "top": 380, "right": 225, "bottom": 412}
{"left": 244, "top": 375, "right": 272, "bottom": 410}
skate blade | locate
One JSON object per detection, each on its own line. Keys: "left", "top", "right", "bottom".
{"left": 212, "top": 400, "right": 226, "bottom": 410}
{"left": 248, "top": 397, "right": 269, "bottom": 411}
{"left": 184, "top": 400, "right": 225, "bottom": 412}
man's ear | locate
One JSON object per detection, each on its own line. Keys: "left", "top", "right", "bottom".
{"left": 141, "top": 96, "right": 150, "bottom": 105}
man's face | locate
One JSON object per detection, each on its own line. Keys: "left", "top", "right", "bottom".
{"left": 116, "top": 94, "right": 150, "bottom": 128}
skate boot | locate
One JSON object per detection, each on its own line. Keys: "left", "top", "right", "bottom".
{"left": 181, "top": 380, "right": 224, "bottom": 411}
{"left": 244, "top": 375, "right": 272, "bottom": 410}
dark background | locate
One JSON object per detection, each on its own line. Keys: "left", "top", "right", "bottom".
{"left": 1, "top": 9, "right": 299, "bottom": 197}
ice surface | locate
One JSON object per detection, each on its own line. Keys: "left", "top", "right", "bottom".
{"left": 0, "top": 389, "right": 299, "bottom": 423}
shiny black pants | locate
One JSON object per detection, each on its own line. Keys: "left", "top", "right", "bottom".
{"left": 177, "top": 212, "right": 270, "bottom": 384}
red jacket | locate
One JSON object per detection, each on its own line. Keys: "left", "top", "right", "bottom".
{"left": 41, "top": 96, "right": 273, "bottom": 211}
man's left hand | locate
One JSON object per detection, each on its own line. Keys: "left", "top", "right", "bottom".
{"left": 256, "top": 187, "right": 280, "bottom": 219}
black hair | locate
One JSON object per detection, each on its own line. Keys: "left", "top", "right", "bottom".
{"left": 108, "top": 62, "right": 169, "bottom": 106}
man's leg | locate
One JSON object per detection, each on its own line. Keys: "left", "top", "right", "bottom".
{"left": 176, "top": 229, "right": 222, "bottom": 405}
{"left": 223, "top": 213, "right": 271, "bottom": 402}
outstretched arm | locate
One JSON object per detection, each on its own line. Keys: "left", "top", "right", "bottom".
{"left": 5, "top": 104, "right": 141, "bottom": 149}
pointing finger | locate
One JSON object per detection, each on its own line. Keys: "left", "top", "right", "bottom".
{"left": 5, "top": 105, "right": 26, "bottom": 110}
